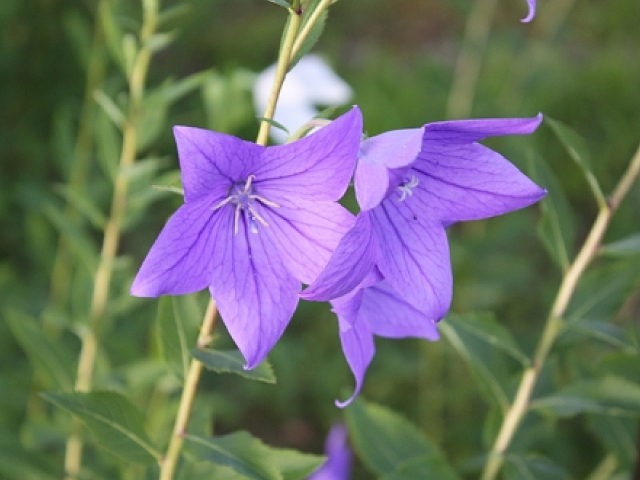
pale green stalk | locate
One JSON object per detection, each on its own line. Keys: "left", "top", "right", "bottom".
{"left": 63, "top": 2, "right": 159, "bottom": 478}
{"left": 47, "top": 0, "right": 108, "bottom": 320}
{"left": 158, "top": 4, "right": 305, "bottom": 479}
{"left": 445, "top": 0, "right": 498, "bottom": 119}
{"left": 481, "top": 142, "right": 640, "bottom": 480}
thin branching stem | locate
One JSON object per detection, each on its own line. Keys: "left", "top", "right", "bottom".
{"left": 63, "top": 2, "right": 159, "bottom": 478}
{"left": 481, "top": 142, "right": 640, "bottom": 480}
{"left": 158, "top": 5, "right": 307, "bottom": 480}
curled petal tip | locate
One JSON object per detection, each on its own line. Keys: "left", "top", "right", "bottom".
{"left": 335, "top": 394, "right": 356, "bottom": 409}
{"left": 521, "top": 0, "right": 536, "bottom": 22}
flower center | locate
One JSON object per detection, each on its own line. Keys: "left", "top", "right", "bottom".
{"left": 397, "top": 175, "right": 419, "bottom": 202}
{"left": 211, "top": 175, "right": 280, "bottom": 235}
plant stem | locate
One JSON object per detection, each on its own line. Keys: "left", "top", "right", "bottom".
{"left": 288, "top": 0, "right": 331, "bottom": 63}
{"left": 46, "top": 0, "right": 108, "bottom": 323}
{"left": 445, "top": 0, "right": 498, "bottom": 119}
{"left": 158, "top": 5, "right": 306, "bottom": 480}
{"left": 159, "top": 300, "right": 218, "bottom": 480}
{"left": 63, "top": 3, "right": 158, "bottom": 479}
{"left": 481, "top": 142, "right": 640, "bottom": 480}
{"left": 256, "top": 6, "right": 302, "bottom": 146}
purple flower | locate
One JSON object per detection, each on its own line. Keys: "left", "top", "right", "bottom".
{"left": 131, "top": 107, "right": 363, "bottom": 368}
{"left": 307, "top": 424, "right": 351, "bottom": 480}
{"left": 302, "top": 115, "right": 546, "bottom": 404}
{"left": 522, "top": 0, "right": 536, "bottom": 22}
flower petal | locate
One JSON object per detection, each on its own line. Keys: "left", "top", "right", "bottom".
{"left": 255, "top": 107, "right": 362, "bottom": 202}
{"left": 331, "top": 291, "right": 375, "bottom": 408}
{"left": 130, "top": 197, "right": 223, "bottom": 297}
{"left": 360, "top": 281, "right": 440, "bottom": 340}
{"left": 258, "top": 199, "right": 355, "bottom": 285}
{"left": 422, "top": 114, "right": 542, "bottom": 144}
{"left": 412, "top": 142, "right": 545, "bottom": 226}
{"left": 307, "top": 423, "right": 352, "bottom": 480}
{"left": 208, "top": 207, "right": 300, "bottom": 369}
{"left": 173, "top": 126, "right": 262, "bottom": 203}
{"left": 521, "top": 0, "right": 536, "bottom": 22}
{"left": 360, "top": 128, "right": 423, "bottom": 169}
{"left": 354, "top": 159, "right": 389, "bottom": 211}
{"left": 371, "top": 199, "right": 452, "bottom": 318}
{"left": 301, "top": 213, "right": 377, "bottom": 302}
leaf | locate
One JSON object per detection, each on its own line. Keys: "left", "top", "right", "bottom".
{"left": 545, "top": 117, "right": 606, "bottom": 207}
{"left": 503, "top": 454, "right": 570, "bottom": 480}
{"left": 382, "top": 454, "right": 463, "bottom": 480}
{"left": 444, "top": 314, "right": 529, "bottom": 366}
{"left": 41, "top": 201, "right": 99, "bottom": 274}
{"left": 0, "top": 444, "right": 58, "bottom": 480}
{"left": 99, "top": 0, "right": 125, "bottom": 71}
{"left": 530, "top": 375, "right": 640, "bottom": 417}
{"left": 266, "top": 0, "right": 292, "bottom": 8}
{"left": 93, "top": 89, "right": 126, "bottom": 128}
{"left": 53, "top": 184, "right": 106, "bottom": 229}
{"left": 344, "top": 399, "right": 440, "bottom": 475}
{"left": 587, "top": 415, "right": 637, "bottom": 466}
{"left": 192, "top": 349, "right": 276, "bottom": 384}
{"left": 600, "top": 233, "right": 640, "bottom": 257}
{"left": 145, "top": 30, "right": 177, "bottom": 53}
{"left": 255, "top": 117, "right": 290, "bottom": 135}
{"left": 41, "top": 391, "right": 160, "bottom": 464}
{"left": 528, "top": 154, "right": 575, "bottom": 270}
{"left": 289, "top": 0, "right": 328, "bottom": 69}
{"left": 186, "top": 432, "right": 283, "bottom": 480}
{"left": 563, "top": 319, "right": 637, "bottom": 351}
{"left": 156, "top": 296, "right": 193, "bottom": 381}
{"left": 4, "top": 309, "right": 75, "bottom": 390}
{"left": 268, "top": 448, "right": 324, "bottom": 480}
{"left": 439, "top": 316, "right": 510, "bottom": 408}
{"left": 95, "top": 108, "right": 122, "bottom": 180}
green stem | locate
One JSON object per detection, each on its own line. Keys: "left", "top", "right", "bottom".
{"left": 445, "top": 0, "right": 498, "bottom": 119}
{"left": 158, "top": 5, "right": 308, "bottom": 480}
{"left": 63, "top": 2, "right": 159, "bottom": 479}
{"left": 481, "top": 142, "right": 640, "bottom": 480}
{"left": 288, "top": 0, "right": 331, "bottom": 63}
{"left": 46, "top": 0, "right": 108, "bottom": 322}
{"left": 256, "top": 6, "right": 302, "bottom": 146}
{"left": 159, "top": 301, "right": 218, "bottom": 480}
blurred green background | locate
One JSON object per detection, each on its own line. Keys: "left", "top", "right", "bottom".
{"left": 1, "top": 0, "right": 639, "bottom": 478}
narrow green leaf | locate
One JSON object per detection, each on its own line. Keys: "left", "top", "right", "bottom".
{"left": 531, "top": 375, "right": 640, "bottom": 417}
{"left": 503, "top": 454, "right": 570, "bottom": 480}
{"left": 266, "top": 0, "right": 292, "bottom": 8}
{"left": 42, "top": 391, "right": 161, "bottom": 464}
{"left": 192, "top": 349, "right": 276, "bottom": 384}
{"left": 156, "top": 296, "right": 193, "bottom": 381}
{"left": 289, "top": 0, "right": 328, "bottom": 69}
{"left": 99, "top": 0, "right": 125, "bottom": 71}
{"left": 600, "top": 233, "right": 640, "bottom": 257}
{"left": 53, "top": 184, "right": 106, "bottom": 229}
{"left": 382, "top": 454, "right": 463, "bottom": 480}
{"left": 528, "top": 154, "right": 575, "bottom": 270}
{"left": 95, "top": 108, "right": 121, "bottom": 180}
{"left": 344, "top": 399, "right": 439, "bottom": 475}
{"left": 93, "top": 89, "right": 126, "bottom": 128}
{"left": 41, "top": 201, "right": 99, "bottom": 274}
{"left": 564, "top": 319, "right": 637, "bottom": 351}
{"left": 186, "top": 432, "right": 283, "bottom": 480}
{"left": 439, "top": 318, "right": 510, "bottom": 408}
{"left": 145, "top": 31, "right": 177, "bottom": 53}
{"left": 545, "top": 117, "right": 606, "bottom": 207}
{"left": 269, "top": 447, "right": 324, "bottom": 480}
{"left": 256, "top": 117, "right": 290, "bottom": 135}
{"left": 157, "top": 4, "right": 191, "bottom": 27}
{"left": 4, "top": 308, "right": 75, "bottom": 390}
{"left": 587, "top": 415, "right": 637, "bottom": 465}
{"left": 0, "top": 444, "right": 58, "bottom": 480}
{"left": 444, "top": 314, "right": 529, "bottom": 366}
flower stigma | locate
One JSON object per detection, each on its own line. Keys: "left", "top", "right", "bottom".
{"left": 211, "top": 175, "right": 280, "bottom": 235}
{"left": 397, "top": 175, "right": 419, "bottom": 202}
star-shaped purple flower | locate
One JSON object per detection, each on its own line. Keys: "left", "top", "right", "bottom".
{"left": 302, "top": 115, "right": 546, "bottom": 405}
{"left": 131, "top": 107, "right": 363, "bottom": 368}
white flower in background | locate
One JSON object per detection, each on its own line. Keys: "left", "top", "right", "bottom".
{"left": 253, "top": 54, "right": 353, "bottom": 143}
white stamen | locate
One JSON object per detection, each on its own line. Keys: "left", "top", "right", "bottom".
{"left": 398, "top": 175, "right": 419, "bottom": 202}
